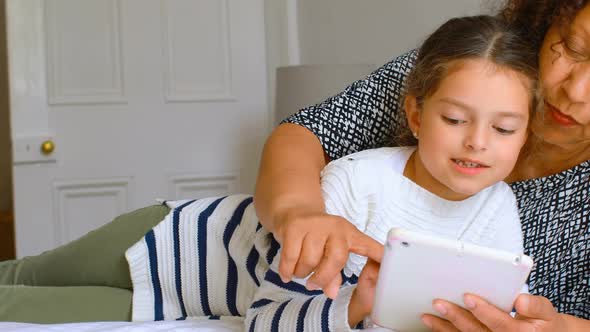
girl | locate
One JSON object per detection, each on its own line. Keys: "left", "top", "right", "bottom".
{"left": 258, "top": 2, "right": 590, "bottom": 331}
{"left": 245, "top": 15, "right": 538, "bottom": 330}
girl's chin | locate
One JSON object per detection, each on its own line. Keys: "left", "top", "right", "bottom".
{"left": 444, "top": 186, "right": 483, "bottom": 201}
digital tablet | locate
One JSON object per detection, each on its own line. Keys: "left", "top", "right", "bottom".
{"left": 371, "top": 228, "right": 533, "bottom": 332}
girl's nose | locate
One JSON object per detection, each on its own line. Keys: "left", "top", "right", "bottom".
{"left": 464, "top": 126, "right": 488, "bottom": 151}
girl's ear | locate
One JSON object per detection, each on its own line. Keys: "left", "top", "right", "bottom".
{"left": 404, "top": 95, "right": 421, "bottom": 135}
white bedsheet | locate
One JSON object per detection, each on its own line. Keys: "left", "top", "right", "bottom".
{"left": 0, "top": 317, "right": 244, "bottom": 332}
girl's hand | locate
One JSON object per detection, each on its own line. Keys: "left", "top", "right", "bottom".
{"left": 349, "top": 258, "right": 381, "bottom": 327}
{"left": 421, "top": 293, "right": 567, "bottom": 332}
{"left": 274, "top": 209, "right": 383, "bottom": 299}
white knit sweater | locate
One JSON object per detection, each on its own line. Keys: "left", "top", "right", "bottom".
{"left": 247, "top": 147, "right": 524, "bottom": 331}
{"left": 127, "top": 147, "right": 524, "bottom": 331}
{"left": 321, "top": 147, "right": 524, "bottom": 278}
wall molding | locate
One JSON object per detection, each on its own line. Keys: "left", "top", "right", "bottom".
{"left": 45, "top": 0, "right": 126, "bottom": 105}
{"left": 161, "top": 0, "right": 234, "bottom": 103}
{"left": 52, "top": 177, "right": 130, "bottom": 244}
{"left": 286, "top": 0, "right": 301, "bottom": 65}
{"left": 168, "top": 173, "right": 238, "bottom": 200}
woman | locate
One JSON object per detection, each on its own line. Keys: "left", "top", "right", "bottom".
{"left": 254, "top": 1, "right": 590, "bottom": 331}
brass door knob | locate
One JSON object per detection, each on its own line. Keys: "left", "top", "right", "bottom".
{"left": 40, "top": 140, "right": 55, "bottom": 155}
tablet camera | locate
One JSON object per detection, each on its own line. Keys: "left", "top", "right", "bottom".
{"left": 401, "top": 241, "right": 410, "bottom": 248}
{"left": 513, "top": 256, "right": 521, "bottom": 265}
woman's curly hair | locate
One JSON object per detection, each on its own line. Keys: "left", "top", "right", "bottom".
{"left": 500, "top": 0, "right": 589, "bottom": 50}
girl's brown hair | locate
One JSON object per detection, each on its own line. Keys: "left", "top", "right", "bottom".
{"left": 397, "top": 15, "right": 539, "bottom": 146}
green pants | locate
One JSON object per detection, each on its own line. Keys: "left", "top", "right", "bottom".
{"left": 0, "top": 204, "right": 170, "bottom": 323}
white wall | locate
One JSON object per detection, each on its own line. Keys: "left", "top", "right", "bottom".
{"left": 297, "top": 0, "right": 492, "bottom": 66}
{"left": 264, "top": 0, "right": 291, "bottom": 126}
{"left": 264, "top": 0, "right": 495, "bottom": 125}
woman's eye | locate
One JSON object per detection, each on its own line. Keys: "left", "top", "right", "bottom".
{"left": 563, "top": 40, "right": 588, "bottom": 61}
{"left": 494, "top": 126, "right": 516, "bottom": 135}
{"left": 441, "top": 116, "right": 465, "bottom": 125}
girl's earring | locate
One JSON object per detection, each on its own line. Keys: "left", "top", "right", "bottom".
{"left": 413, "top": 132, "right": 419, "bottom": 139}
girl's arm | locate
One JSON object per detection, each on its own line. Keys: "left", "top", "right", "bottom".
{"left": 244, "top": 260, "right": 359, "bottom": 332}
{"left": 254, "top": 124, "right": 384, "bottom": 299}
{"left": 248, "top": 156, "right": 384, "bottom": 331}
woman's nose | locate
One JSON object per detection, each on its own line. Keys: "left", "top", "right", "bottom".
{"left": 562, "top": 64, "right": 590, "bottom": 104}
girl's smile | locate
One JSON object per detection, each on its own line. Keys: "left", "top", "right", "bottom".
{"left": 451, "top": 158, "right": 490, "bottom": 175}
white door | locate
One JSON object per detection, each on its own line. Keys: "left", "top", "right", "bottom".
{"left": 8, "top": 0, "right": 269, "bottom": 257}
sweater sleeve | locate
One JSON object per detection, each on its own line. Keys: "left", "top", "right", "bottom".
{"left": 321, "top": 154, "right": 384, "bottom": 278}
{"left": 492, "top": 190, "right": 525, "bottom": 256}
{"left": 244, "top": 257, "right": 358, "bottom": 332}
{"left": 281, "top": 50, "right": 417, "bottom": 161}
{"left": 244, "top": 155, "right": 378, "bottom": 331}
{"left": 491, "top": 188, "right": 529, "bottom": 294}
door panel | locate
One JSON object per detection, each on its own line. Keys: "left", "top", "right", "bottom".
{"left": 8, "top": 0, "right": 269, "bottom": 257}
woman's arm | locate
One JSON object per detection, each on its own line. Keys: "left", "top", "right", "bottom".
{"left": 256, "top": 50, "right": 418, "bottom": 235}
{"left": 254, "top": 123, "right": 328, "bottom": 235}
{"left": 563, "top": 314, "right": 590, "bottom": 331}
{"left": 253, "top": 123, "right": 346, "bottom": 298}
{"left": 257, "top": 50, "right": 418, "bottom": 234}
{"left": 254, "top": 50, "right": 418, "bottom": 297}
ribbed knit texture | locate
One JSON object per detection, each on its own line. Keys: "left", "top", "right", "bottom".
{"left": 126, "top": 147, "right": 524, "bottom": 331}
{"left": 126, "top": 196, "right": 266, "bottom": 321}
{"left": 322, "top": 147, "right": 524, "bottom": 278}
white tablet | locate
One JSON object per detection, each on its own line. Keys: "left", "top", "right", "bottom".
{"left": 371, "top": 228, "right": 533, "bottom": 332}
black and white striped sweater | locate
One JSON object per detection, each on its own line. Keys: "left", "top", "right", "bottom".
{"left": 126, "top": 148, "right": 524, "bottom": 331}
{"left": 126, "top": 195, "right": 348, "bottom": 331}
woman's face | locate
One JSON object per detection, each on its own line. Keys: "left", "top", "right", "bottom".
{"left": 532, "top": 4, "right": 590, "bottom": 149}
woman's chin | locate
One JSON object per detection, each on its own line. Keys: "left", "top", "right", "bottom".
{"left": 530, "top": 118, "right": 574, "bottom": 146}
{"left": 531, "top": 127, "right": 585, "bottom": 150}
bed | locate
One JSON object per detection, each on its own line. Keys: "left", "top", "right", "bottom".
{"left": 0, "top": 317, "right": 245, "bottom": 332}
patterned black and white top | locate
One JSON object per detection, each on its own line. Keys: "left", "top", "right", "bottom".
{"left": 283, "top": 50, "right": 590, "bottom": 319}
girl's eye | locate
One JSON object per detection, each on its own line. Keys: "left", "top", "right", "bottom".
{"left": 441, "top": 116, "right": 465, "bottom": 125}
{"left": 493, "top": 126, "right": 516, "bottom": 135}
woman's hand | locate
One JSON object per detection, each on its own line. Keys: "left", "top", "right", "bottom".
{"left": 421, "top": 293, "right": 568, "bottom": 332}
{"left": 275, "top": 209, "right": 384, "bottom": 299}
{"left": 348, "top": 258, "right": 381, "bottom": 327}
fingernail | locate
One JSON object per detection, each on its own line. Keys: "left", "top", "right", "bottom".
{"left": 434, "top": 303, "right": 447, "bottom": 316}
{"left": 306, "top": 281, "right": 319, "bottom": 290}
{"left": 464, "top": 295, "right": 476, "bottom": 309}
{"left": 280, "top": 275, "right": 290, "bottom": 283}
{"left": 421, "top": 315, "right": 433, "bottom": 328}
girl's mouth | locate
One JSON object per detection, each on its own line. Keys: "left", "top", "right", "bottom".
{"left": 451, "top": 159, "right": 490, "bottom": 176}
{"left": 452, "top": 159, "right": 488, "bottom": 168}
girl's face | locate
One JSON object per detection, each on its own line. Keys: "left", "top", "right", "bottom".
{"left": 531, "top": 4, "right": 590, "bottom": 150}
{"left": 405, "top": 59, "right": 530, "bottom": 201}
